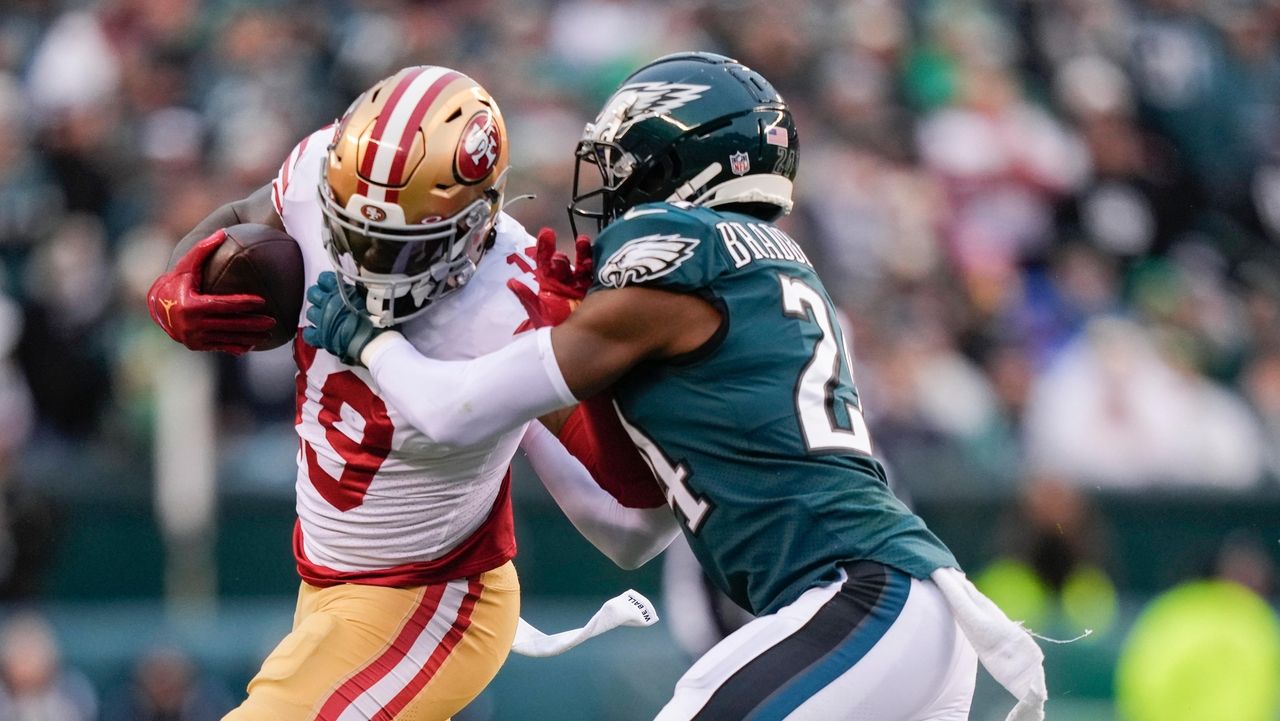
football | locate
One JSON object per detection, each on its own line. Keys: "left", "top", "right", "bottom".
{"left": 202, "top": 223, "right": 305, "bottom": 351}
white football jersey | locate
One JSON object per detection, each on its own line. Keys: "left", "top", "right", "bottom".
{"left": 271, "top": 126, "right": 538, "bottom": 585}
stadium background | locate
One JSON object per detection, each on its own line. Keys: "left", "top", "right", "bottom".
{"left": 0, "top": 0, "right": 1278, "bottom": 719}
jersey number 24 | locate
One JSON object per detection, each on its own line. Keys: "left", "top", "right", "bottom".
{"left": 615, "top": 275, "right": 875, "bottom": 535}
{"left": 779, "top": 274, "right": 874, "bottom": 456}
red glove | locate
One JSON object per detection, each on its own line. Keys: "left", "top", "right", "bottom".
{"left": 508, "top": 227, "right": 594, "bottom": 331}
{"left": 147, "top": 230, "right": 276, "bottom": 355}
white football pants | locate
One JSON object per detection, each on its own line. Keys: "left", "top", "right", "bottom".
{"left": 655, "top": 562, "right": 977, "bottom": 721}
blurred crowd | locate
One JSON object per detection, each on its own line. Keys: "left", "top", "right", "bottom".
{"left": 0, "top": 0, "right": 1277, "bottom": 581}
{"left": 0, "top": 1, "right": 1275, "bottom": 717}
{"left": 0, "top": 610, "right": 232, "bottom": 721}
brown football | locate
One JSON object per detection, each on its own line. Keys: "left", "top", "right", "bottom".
{"left": 201, "top": 223, "right": 304, "bottom": 351}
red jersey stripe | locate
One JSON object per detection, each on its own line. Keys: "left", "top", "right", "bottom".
{"left": 278, "top": 124, "right": 334, "bottom": 202}
{"left": 292, "top": 471, "right": 515, "bottom": 589}
{"left": 281, "top": 150, "right": 296, "bottom": 193}
{"left": 281, "top": 134, "right": 309, "bottom": 193}
{"left": 293, "top": 334, "right": 318, "bottom": 426}
{"left": 271, "top": 182, "right": 284, "bottom": 217}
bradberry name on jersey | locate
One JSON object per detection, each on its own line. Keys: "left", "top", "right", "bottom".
{"left": 716, "top": 220, "right": 812, "bottom": 270}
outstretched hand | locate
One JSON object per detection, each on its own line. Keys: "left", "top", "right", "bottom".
{"left": 302, "top": 272, "right": 384, "bottom": 366}
{"left": 509, "top": 227, "right": 594, "bottom": 330}
{"left": 147, "top": 230, "right": 276, "bottom": 355}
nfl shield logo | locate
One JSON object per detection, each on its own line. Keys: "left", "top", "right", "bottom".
{"left": 729, "top": 151, "right": 750, "bottom": 176}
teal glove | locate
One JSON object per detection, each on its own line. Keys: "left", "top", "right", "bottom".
{"left": 302, "top": 271, "right": 384, "bottom": 366}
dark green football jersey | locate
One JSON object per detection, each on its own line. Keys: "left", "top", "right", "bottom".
{"left": 590, "top": 201, "right": 958, "bottom": 615}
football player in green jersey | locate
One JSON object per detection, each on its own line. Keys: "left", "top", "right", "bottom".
{"left": 304, "top": 52, "right": 1046, "bottom": 721}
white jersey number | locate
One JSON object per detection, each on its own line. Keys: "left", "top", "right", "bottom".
{"left": 779, "top": 275, "right": 873, "bottom": 456}
{"left": 613, "top": 400, "right": 712, "bottom": 533}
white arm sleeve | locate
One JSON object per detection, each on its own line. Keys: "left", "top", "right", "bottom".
{"left": 363, "top": 327, "right": 577, "bottom": 448}
{"left": 520, "top": 421, "right": 680, "bottom": 570}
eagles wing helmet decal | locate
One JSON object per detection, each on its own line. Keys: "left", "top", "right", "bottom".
{"left": 587, "top": 82, "right": 711, "bottom": 143}
{"left": 598, "top": 235, "right": 701, "bottom": 288}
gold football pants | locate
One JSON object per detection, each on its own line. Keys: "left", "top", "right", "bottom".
{"left": 224, "top": 561, "right": 519, "bottom": 721}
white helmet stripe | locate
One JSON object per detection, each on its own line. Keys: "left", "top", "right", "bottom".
{"left": 367, "top": 66, "right": 452, "bottom": 186}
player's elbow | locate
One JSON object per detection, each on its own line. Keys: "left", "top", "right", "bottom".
{"left": 616, "top": 538, "right": 674, "bottom": 570}
{"left": 422, "top": 423, "right": 464, "bottom": 448}
{"left": 596, "top": 508, "right": 679, "bottom": 569}
{"left": 395, "top": 403, "right": 465, "bottom": 449}
{"left": 414, "top": 406, "right": 499, "bottom": 449}
{"left": 604, "top": 530, "right": 674, "bottom": 570}
{"left": 419, "top": 420, "right": 475, "bottom": 449}
{"left": 611, "top": 549, "right": 651, "bottom": 571}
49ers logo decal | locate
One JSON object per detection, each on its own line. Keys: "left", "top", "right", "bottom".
{"left": 455, "top": 111, "right": 501, "bottom": 184}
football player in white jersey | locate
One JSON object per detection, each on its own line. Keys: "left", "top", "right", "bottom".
{"left": 148, "top": 66, "right": 678, "bottom": 721}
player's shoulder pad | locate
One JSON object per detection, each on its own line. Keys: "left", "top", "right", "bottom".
{"left": 591, "top": 202, "right": 722, "bottom": 292}
{"left": 272, "top": 125, "right": 336, "bottom": 215}
{"left": 491, "top": 211, "right": 535, "bottom": 256}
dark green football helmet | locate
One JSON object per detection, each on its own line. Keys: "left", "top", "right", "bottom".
{"left": 570, "top": 52, "right": 798, "bottom": 233}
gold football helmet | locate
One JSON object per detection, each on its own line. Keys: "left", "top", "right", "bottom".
{"left": 320, "top": 66, "right": 509, "bottom": 326}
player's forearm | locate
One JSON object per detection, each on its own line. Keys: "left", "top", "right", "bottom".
{"left": 169, "top": 184, "right": 283, "bottom": 270}
{"left": 545, "top": 286, "right": 722, "bottom": 399}
{"left": 520, "top": 422, "right": 679, "bottom": 569}
{"left": 363, "top": 327, "right": 577, "bottom": 448}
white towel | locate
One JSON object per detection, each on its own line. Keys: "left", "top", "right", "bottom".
{"left": 511, "top": 588, "right": 659, "bottom": 657}
{"left": 931, "top": 567, "right": 1047, "bottom": 721}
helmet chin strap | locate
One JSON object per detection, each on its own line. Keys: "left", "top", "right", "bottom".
{"left": 695, "top": 175, "right": 795, "bottom": 215}
{"left": 363, "top": 286, "right": 398, "bottom": 328}
{"left": 361, "top": 259, "right": 478, "bottom": 328}
{"left": 667, "top": 163, "right": 722, "bottom": 203}
{"left": 502, "top": 193, "right": 537, "bottom": 211}
{"left": 667, "top": 164, "right": 795, "bottom": 215}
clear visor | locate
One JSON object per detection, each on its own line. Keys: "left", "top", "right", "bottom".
{"left": 323, "top": 196, "right": 488, "bottom": 272}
